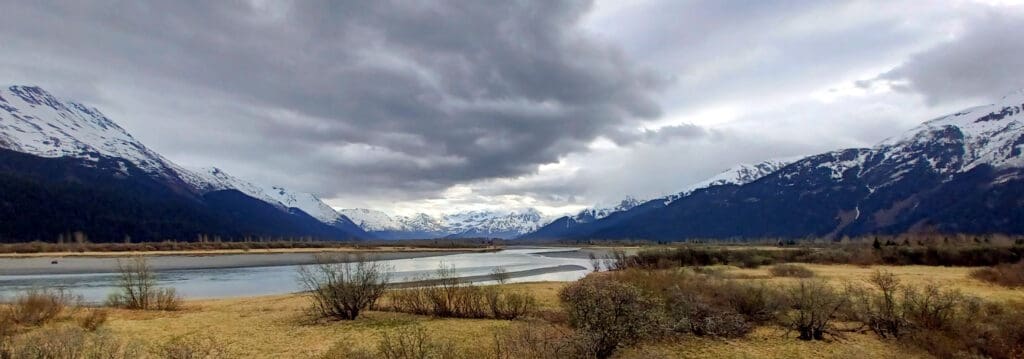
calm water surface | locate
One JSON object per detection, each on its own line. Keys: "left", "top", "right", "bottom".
{"left": 0, "top": 248, "right": 592, "bottom": 303}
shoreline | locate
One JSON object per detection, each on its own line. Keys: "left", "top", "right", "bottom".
{"left": 0, "top": 249, "right": 484, "bottom": 276}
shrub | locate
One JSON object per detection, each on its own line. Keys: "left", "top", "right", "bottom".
{"left": 779, "top": 279, "right": 847, "bottom": 340}
{"left": 78, "top": 308, "right": 109, "bottom": 332}
{"left": 493, "top": 322, "right": 594, "bottom": 359}
{"left": 559, "top": 277, "right": 666, "bottom": 359}
{"left": 769, "top": 264, "right": 815, "bottom": 278}
{"left": 159, "top": 334, "right": 228, "bottom": 359}
{"left": 106, "top": 256, "right": 182, "bottom": 310}
{"left": 297, "top": 254, "right": 391, "bottom": 320}
{"left": 381, "top": 266, "right": 536, "bottom": 320}
{"left": 1, "top": 325, "right": 141, "bottom": 359}
{"left": 377, "top": 326, "right": 461, "bottom": 359}
{"left": 666, "top": 291, "right": 752, "bottom": 338}
{"left": 970, "top": 261, "right": 1024, "bottom": 287}
{"left": 8, "top": 288, "right": 79, "bottom": 326}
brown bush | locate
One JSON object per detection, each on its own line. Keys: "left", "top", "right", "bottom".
{"left": 297, "top": 254, "right": 390, "bottom": 320}
{"left": 493, "top": 322, "right": 595, "bottom": 359}
{"left": 381, "top": 266, "right": 536, "bottom": 320}
{"left": 77, "top": 308, "right": 109, "bottom": 332}
{"left": 780, "top": 279, "right": 848, "bottom": 340}
{"left": 159, "top": 334, "right": 228, "bottom": 359}
{"left": 1, "top": 325, "right": 141, "bottom": 359}
{"left": 8, "top": 288, "right": 79, "bottom": 326}
{"left": 559, "top": 277, "right": 666, "bottom": 359}
{"left": 377, "top": 326, "right": 462, "bottom": 359}
{"left": 106, "top": 256, "right": 182, "bottom": 311}
{"left": 769, "top": 264, "right": 815, "bottom": 278}
{"left": 970, "top": 261, "right": 1024, "bottom": 287}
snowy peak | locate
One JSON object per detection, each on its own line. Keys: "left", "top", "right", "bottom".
{"left": 185, "top": 166, "right": 344, "bottom": 225}
{"left": 340, "top": 208, "right": 548, "bottom": 239}
{"left": 0, "top": 85, "right": 348, "bottom": 228}
{"left": 0, "top": 85, "right": 181, "bottom": 177}
{"left": 663, "top": 158, "right": 796, "bottom": 204}
{"left": 573, "top": 196, "right": 642, "bottom": 223}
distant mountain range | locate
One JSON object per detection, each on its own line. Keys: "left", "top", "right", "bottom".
{"left": 0, "top": 85, "right": 365, "bottom": 242}
{"left": 522, "top": 90, "right": 1024, "bottom": 240}
{"left": 339, "top": 208, "right": 546, "bottom": 240}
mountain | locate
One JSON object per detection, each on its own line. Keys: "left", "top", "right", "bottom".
{"left": 523, "top": 158, "right": 795, "bottom": 239}
{"left": 340, "top": 208, "right": 548, "bottom": 239}
{"left": 524, "top": 90, "right": 1024, "bottom": 240}
{"left": 0, "top": 85, "right": 365, "bottom": 242}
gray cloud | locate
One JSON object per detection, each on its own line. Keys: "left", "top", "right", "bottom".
{"left": 0, "top": 0, "right": 660, "bottom": 199}
{"left": 877, "top": 8, "right": 1024, "bottom": 105}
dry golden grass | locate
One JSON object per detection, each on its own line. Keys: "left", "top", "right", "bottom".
{"left": 723, "top": 264, "right": 1024, "bottom": 302}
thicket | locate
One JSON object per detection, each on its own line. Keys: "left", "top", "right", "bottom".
{"left": 632, "top": 244, "right": 1024, "bottom": 268}
{"left": 378, "top": 266, "right": 537, "bottom": 320}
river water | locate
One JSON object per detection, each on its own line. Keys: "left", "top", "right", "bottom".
{"left": 0, "top": 248, "right": 593, "bottom": 303}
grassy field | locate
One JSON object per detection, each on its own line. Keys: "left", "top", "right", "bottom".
{"left": 87, "top": 264, "right": 1018, "bottom": 358}
{"left": 4, "top": 262, "right": 1021, "bottom": 358}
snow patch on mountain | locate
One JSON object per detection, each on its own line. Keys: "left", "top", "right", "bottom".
{"left": 573, "top": 196, "right": 642, "bottom": 223}
{"left": 340, "top": 208, "right": 548, "bottom": 238}
{"left": 186, "top": 167, "right": 344, "bottom": 224}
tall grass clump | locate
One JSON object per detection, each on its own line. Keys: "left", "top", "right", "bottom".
{"left": 106, "top": 256, "right": 182, "bottom": 310}
{"left": 6, "top": 288, "right": 79, "bottom": 327}
{"left": 970, "top": 261, "right": 1024, "bottom": 287}
{"left": 770, "top": 263, "right": 815, "bottom": 278}
{"left": 298, "top": 254, "right": 391, "bottom": 321}
{"left": 381, "top": 265, "right": 536, "bottom": 320}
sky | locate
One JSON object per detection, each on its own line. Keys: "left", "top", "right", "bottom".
{"left": 2, "top": 0, "right": 1023, "bottom": 217}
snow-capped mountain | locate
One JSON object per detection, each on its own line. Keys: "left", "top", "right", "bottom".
{"left": 662, "top": 158, "right": 796, "bottom": 204}
{"left": 572, "top": 197, "right": 643, "bottom": 223}
{"left": 340, "top": 208, "right": 548, "bottom": 239}
{"left": 525, "top": 90, "right": 1024, "bottom": 240}
{"left": 185, "top": 167, "right": 351, "bottom": 226}
{"left": 0, "top": 86, "right": 191, "bottom": 182}
{"left": 0, "top": 85, "right": 364, "bottom": 241}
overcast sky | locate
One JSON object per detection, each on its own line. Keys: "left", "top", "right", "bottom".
{"left": 3, "top": 0, "right": 1023, "bottom": 217}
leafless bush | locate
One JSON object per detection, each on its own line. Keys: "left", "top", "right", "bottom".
{"left": 298, "top": 254, "right": 391, "bottom": 320}
{"left": 665, "top": 290, "right": 752, "bottom": 338}
{"left": 493, "top": 322, "right": 595, "bottom": 359}
{"left": 382, "top": 265, "right": 536, "bottom": 320}
{"left": 588, "top": 253, "right": 601, "bottom": 272}
{"left": 106, "top": 256, "right": 182, "bottom": 310}
{"left": 8, "top": 288, "right": 79, "bottom": 326}
{"left": 77, "top": 308, "right": 109, "bottom": 332}
{"left": 377, "top": 326, "right": 461, "bottom": 359}
{"left": 159, "top": 334, "right": 228, "bottom": 359}
{"left": 970, "top": 261, "right": 1024, "bottom": 287}
{"left": 490, "top": 266, "right": 510, "bottom": 284}
{"left": 1, "top": 325, "right": 141, "bottom": 359}
{"left": 769, "top": 264, "right": 815, "bottom": 278}
{"left": 780, "top": 279, "right": 848, "bottom": 340}
{"left": 559, "top": 277, "right": 666, "bottom": 359}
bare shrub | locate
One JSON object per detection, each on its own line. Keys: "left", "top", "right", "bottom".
{"left": 2, "top": 325, "right": 141, "bottom": 359}
{"left": 901, "top": 283, "right": 974, "bottom": 332}
{"left": 493, "top": 322, "right": 595, "bottom": 359}
{"left": 490, "top": 266, "right": 510, "bottom": 284}
{"left": 769, "top": 264, "right": 815, "bottom": 278}
{"left": 8, "top": 288, "right": 79, "bottom": 326}
{"left": 106, "top": 256, "right": 182, "bottom": 310}
{"left": 298, "top": 254, "right": 391, "bottom": 320}
{"left": 559, "top": 277, "right": 666, "bottom": 359}
{"left": 377, "top": 326, "right": 460, "bottom": 359}
{"left": 382, "top": 265, "right": 536, "bottom": 320}
{"left": 780, "top": 279, "right": 848, "bottom": 340}
{"left": 159, "top": 334, "right": 228, "bottom": 359}
{"left": 665, "top": 290, "right": 751, "bottom": 338}
{"left": 970, "top": 261, "right": 1024, "bottom": 287}
{"left": 77, "top": 308, "right": 109, "bottom": 332}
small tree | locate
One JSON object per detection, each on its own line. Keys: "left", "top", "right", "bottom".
{"left": 782, "top": 279, "right": 847, "bottom": 340}
{"left": 107, "top": 256, "right": 181, "bottom": 310}
{"left": 298, "top": 254, "right": 390, "bottom": 320}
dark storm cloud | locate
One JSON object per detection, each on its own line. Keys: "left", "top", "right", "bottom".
{"left": 877, "top": 9, "right": 1024, "bottom": 105}
{"left": 0, "top": 0, "right": 661, "bottom": 197}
